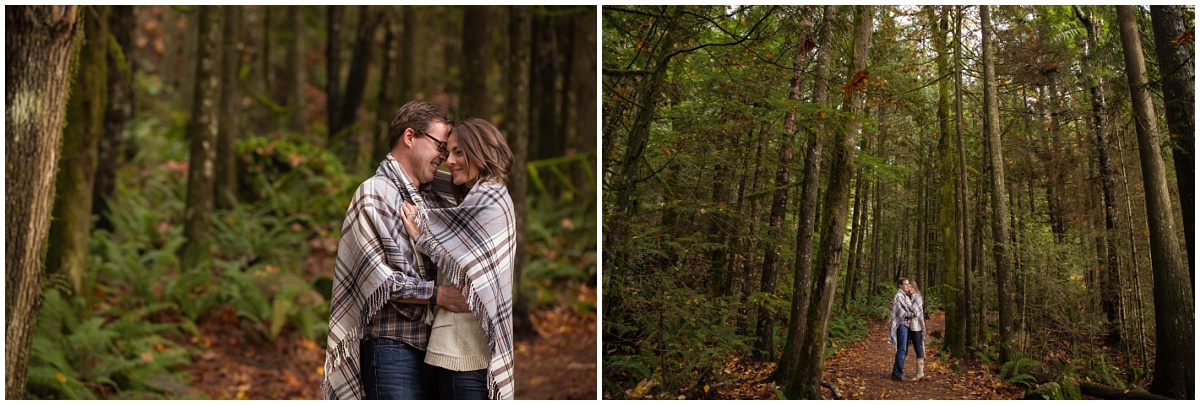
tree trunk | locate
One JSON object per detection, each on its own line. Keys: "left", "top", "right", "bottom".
{"left": 181, "top": 6, "right": 223, "bottom": 270}
{"left": 572, "top": 6, "right": 597, "bottom": 195}
{"left": 754, "top": 17, "right": 811, "bottom": 362}
{"left": 461, "top": 6, "right": 495, "bottom": 120}
{"left": 5, "top": 6, "right": 81, "bottom": 399}
{"left": 605, "top": 6, "right": 684, "bottom": 272}
{"left": 787, "top": 5, "right": 873, "bottom": 399}
{"left": 1117, "top": 6, "right": 1194, "bottom": 400}
{"left": 507, "top": 5, "right": 536, "bottom": 338}
{"left": 46, "top": 5, "right": 107, "bottom": 298}
{"left": 286, "top": 5, "right": 307, "bottom": 133}
{"left": 937, "top": 4, "right": 965, "bottom": 360}
{"left": 162, "top": 6, "right": 181, "bottom": 92}
{"left": 399, "top": 6, "right": 415, "bottom": 103}
{"left": 95, "top": 5, "right": 135, "bottom": 232}
{"left": 953, "top": 5, "right": 973, "bottom": 350}
{"left": 1075, "top": 5, "right": 1123, "bottom": 346}
{"left": 981, "top": 5, "right": 1017, "bottom": 365}
{"left": 373, "top": 6, "right": 397, "bottom": 161}
{"left": 1150, "top": 5, "right": 1194, "bottom": 285}
{"left": 326, "top": 5, "right": 344, "bottom": 140}
{"left": 215, "top": 5, "right": 242, "bottom": 210}
{"left": 336, "top": 5, "right": 382, "bottom": 174}
{"left": 841, "top": 169, "right": 865, "bottom": 311}
{"left": 778, "top": 7, "right": 837, "bottom": 382}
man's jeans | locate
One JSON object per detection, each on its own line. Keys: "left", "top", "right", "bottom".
{"left": 435, "top": 366, "right": 489, "bottom": 400}
{"left": 891, "top": 324, "right": 910, "bottom": 379}
{"left": 360, "top": 338, "right": 434, "bottom": 399}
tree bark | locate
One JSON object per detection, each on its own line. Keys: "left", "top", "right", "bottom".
{"left": 181, "top": 6, "right": 223, "bottom": 270}
{"left": 286, "top": 5, "right": 306, "bottom": 133}
{"left": 326, "top": 5, "right": 344, "bottom": 141}
{"left": 754, "top": 16, "right": 811, "bottom": 362}
{"left": 936, "top": 4, "right": 965, "bottom": 360}
{"left": 336, "top": 5, "right": 382, "bottom": 173}
{"left": 777, "top": 6, "right": 836, "bottom": 384}
{"left": 787, "top": 5, "right": 873, "bottom": 400}
{"left": 507, "top": 5, "right": 536, "bottom": 338}
{"left": 953, "top": 5, "right": 973, "bottom": 350}
{"left": 841, "top": 169, "right": 865, "bottom": 311}
{"left": 215, "top": 5, "right": 242, "bottom": 209}
{"left": 95, "top": 5, "right": 135, "bottom": 232}
{"left": 1150, "top": 5, "right": 1194, "bottom": 285}
{"left": 5, "top": 6, "right": 81, "bottom": 398}
{"left": 461, "top": 6, "right": 495, "bottom": 120}
{"left": 1074, "top": 5, "right": 1123, "bottom": 346}
{"left": 1117, "top": 5, "right": 1194, "bottom": 400}
{"left": 46, "top": 5, "right": 107, "bottom": 296}
{"left": 572, "top": 6, "right": 597, "bottom": 195}
{"left": 981, "top": 4, "right": 1017, "bottom": 365}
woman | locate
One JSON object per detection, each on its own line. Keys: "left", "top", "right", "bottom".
{"left": 400, "top": 118, "right": 516, "bottom": 400}
{"left": 904, "top": 281, "right": 926, "bottom": 381}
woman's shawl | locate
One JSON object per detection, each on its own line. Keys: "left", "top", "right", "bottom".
{"left": 321, "top": 155, "right": 437, "bottom": 400}
{"left": 414, "top": 180, "right": 516, "bottom": 400}
{"left": 887, "top": 290, "right": 915, "bottom": 348}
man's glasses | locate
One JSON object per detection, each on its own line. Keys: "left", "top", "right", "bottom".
{"left": 417, "top": 130, "right": 447, "bottom": 153}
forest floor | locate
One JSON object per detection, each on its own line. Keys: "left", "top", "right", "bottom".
{"left": 712, "top": 312, "right": 1023, "bottom": 399}
{"left": 176, "top": 284, "right": 596, "bottom": 399}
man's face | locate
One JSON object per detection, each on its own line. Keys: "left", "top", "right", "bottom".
{"left": 900, "top": 281, "right": 910, "bottom": 293}
{"left": 406, "top": 121, "right": 450, "bottom": 184}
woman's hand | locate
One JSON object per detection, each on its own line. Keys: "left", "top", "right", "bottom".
{"left": 401, "top": 202, "right": 421, "bottom": 238}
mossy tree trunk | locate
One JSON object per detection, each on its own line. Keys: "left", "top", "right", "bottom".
{"left": 1117, "top": 5, "right": 1194, "bottom": 400}
{"left": 507, "top": 5, "right": 535, "bottom": 338}
{"left": 181, "top": 6, "right": 223, "bottom": 270}
{"left": 1150, "top": 5, "right": 1194, "bottom": 285}
{"left": 981, "top": 5, "right": 1017, "bottom": 365}
{"left": 94, "top": 5, "right": 135, "bottom": 232}
{"left": 787, "top": 5, "right": 873, "bottom": 399}
{"left": 214, "top": 5, "right": 242, "bottom": 210}
{"left": 47, "top": 5, "right": 108, "bottom": 296}
{"left": 5, "top": 5, "right": 81, "bottom": 399}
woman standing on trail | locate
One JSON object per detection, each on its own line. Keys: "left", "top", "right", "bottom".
{"left": 400, "top": 118, "right": 516, "bottom": 400}
{"left": 904, "top": 281, "right": 926, "bottom": 381}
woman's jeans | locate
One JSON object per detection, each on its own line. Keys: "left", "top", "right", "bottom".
{"left": 434, "top": 366, "right": 489, "bottom": 400}
{"left": 360, "top": 338, "right": 434, "bottom": 399}
{"left": 891, "top": 324, "right": 910, "bottom": 379}
{"left": 907, "top": 329, "right": 925, "bottom": 360}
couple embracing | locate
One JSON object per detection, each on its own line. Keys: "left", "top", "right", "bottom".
{"left": 889, "top": 277, "right": 926, "bottom": 382}
{"left": 322, "top": 101, "right": 516, "bottom": 400}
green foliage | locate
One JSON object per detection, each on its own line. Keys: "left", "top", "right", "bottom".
{"left": 28, "top": 290, "right": 190, "bottom": 399}
{"left": 237, "top": 134, "right": 355, "bottom": 226}
{"left": 825, "top": 310, "right": 868, "bottom": 357}
{"left": 1000, "top": 357, "right": 1039, "bottom": 388}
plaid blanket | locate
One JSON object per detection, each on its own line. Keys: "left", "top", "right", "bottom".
{"left": 414, "top": 180, "right": 516, "bottom": 400}
{"left": 321, "top": 155, "right": 443, "bottom": 399}
{"left": 887, "top": 290, "right": 916, "bottom": 349}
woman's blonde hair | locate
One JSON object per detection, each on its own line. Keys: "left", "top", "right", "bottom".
{"left": 450, "top": 118, "right": 513, "bottom": 184}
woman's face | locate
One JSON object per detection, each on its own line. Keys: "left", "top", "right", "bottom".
{"left": 446, "top": 133, "right": 480, "bottom": 185}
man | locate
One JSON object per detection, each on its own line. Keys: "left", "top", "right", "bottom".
{"left": 322, "top": 101, "right": 471, "bottom": 399}
{"left": 888, "top": 277, "right": 916, "bottom": 381}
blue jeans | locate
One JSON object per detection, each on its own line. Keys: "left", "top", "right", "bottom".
{"left": 435, "top": 366, "right": 489, "bottom": 400}
{"left": 908, "top": 329, "right": 925, "bottom": 359}
{"left": 892, "top": 324, "right": 910, "bottom": 379}
{"left": 360, "top": 338, "right": 435, "bottom": 399}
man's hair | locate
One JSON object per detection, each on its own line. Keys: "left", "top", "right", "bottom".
{"left": 388, "top": 101, "right": 451, "bottom": 150}
{"left": 897, "top": 277, "right": 909, "bottom": 287}
{"left": 450, "top": 118, "right": 513, "bottom": 184}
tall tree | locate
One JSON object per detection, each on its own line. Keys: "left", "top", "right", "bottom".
{"left": 1150, "top": 5, "right": 1194, "bottom": 284}
{"left": 286, "top": 5, "right": 307, "bottom": 133}
{"left": 1074, "top": 5, "right": 1123, "bottom": 346}
{"left": 336, "top": 5, "right": 382, "bottom": 173}
{"left": 788, "top": 5, "right": 874, "bottom": 399}
{"left": 776, "top": 6, "right": 835, "bottom": 375}
{"left": 572, "top": 6, "right": 598, "bottom": 194}
{"left": 507, "top": 5, "right": 536, "bottom": 337}
{"left": 981, "top": 4, "right": 1016, "bottom": 365}
{"left": 215, "top": 5, "right": 242, "bottom": 209}
{"left": 461, "top": 6, "right": 495, "bottom": 120}
{"left": 326, "top": 5, "right": 344, "bottom": 140}
{"left": 937, "top": 4, "right": 965, "bottom": 360}
{"left": 181, "top": 6, "right": 223, "bottom": 270}
{"left": 46, "top": 5, "right": 108, "bottom": 295}
{"left": 754, "top": 15, "right": 812, "bottom": 361}
{"left": 953, "top": 5, "right": 973, "bottom": 350}
{"left": 5, "top": 6, "right": 81, "bottom": 398}
{"left": 1116, "top": 5, "right": 1194, "bottom": 400}
{"left": 94, "top": 5, "right": 136, "bottom": 232}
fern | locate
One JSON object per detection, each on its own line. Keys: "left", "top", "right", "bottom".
{"left": 1000, "top": 357, "right": 1040, "bottom": 388}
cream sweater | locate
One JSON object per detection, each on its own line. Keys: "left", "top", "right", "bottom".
{"left": 424, "top": 278, "right": 490, "bottom": 371}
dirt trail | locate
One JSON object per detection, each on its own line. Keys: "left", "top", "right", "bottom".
{"left": 820, "top": 311, "right": 1021, "bottom": 400}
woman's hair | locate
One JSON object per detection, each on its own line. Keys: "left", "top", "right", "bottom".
{"left": 450, "top": 118, "right": 513, "bottom": 184}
